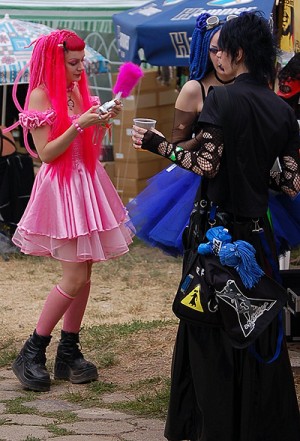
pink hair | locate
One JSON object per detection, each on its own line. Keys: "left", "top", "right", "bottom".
{"left": 25, "top": 29, "right": 99, "bottom": 182}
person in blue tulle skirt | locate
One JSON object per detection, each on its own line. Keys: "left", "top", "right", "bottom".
{"left": 127, "top": 13, "right": 236, "bottom": 256}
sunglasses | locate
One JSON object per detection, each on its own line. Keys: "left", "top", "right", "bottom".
{"left": 209, "top": 47, "right": 219, "bottom": 55}
{"left": 206, "top": 14, "right": 238, "bottom": 30}
{"left": 279, "top": 84, "right": 292, "bottom": 94}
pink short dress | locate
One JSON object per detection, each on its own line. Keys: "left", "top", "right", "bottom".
{"left": 12, "top": 108, "right": 134, "bottom": 262}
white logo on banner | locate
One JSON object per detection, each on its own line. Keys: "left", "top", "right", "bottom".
{"left": 207, "top": 0, "right": 254, "bottom": 6}
{"left": 163, "top": 0, "right": 185, "bottom": 5}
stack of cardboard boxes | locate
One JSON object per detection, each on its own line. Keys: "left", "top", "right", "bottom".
{"left": 111, "top": 69, "right": 178, "bottom": 204}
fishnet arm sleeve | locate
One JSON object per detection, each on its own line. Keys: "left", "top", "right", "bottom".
{"left": 270, "top": 155, "right": 300, "bottom": 197}
{"left": 171, "top": 108, "right": 199, "bottom": 150}
{"left": 142, "top": 125, "right": 223, "bottom": 178}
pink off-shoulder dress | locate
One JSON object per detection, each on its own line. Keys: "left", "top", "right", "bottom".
{"left": 12, "top": 107, "right": 134, "bottom": 262}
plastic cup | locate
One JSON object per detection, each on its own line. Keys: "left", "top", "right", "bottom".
{"left": 133, "top": 118, "right": 156, "bottom": 152}
{"left": 133, "top": 118, "right": 156, "bottom": 129}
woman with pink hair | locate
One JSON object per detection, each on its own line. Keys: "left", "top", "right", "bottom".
{"left": 7, "top": 29, "right": 133, "bottom": 392}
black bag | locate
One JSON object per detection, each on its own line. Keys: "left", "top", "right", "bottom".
{"left": 173, "top": 251, "right": 288, "bottom": 348}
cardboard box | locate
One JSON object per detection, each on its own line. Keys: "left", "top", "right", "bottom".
{"left": 139, "top": 104, "right": 175, "bottom": 123}
{"left": 114, "top": 147, "right": 155, "bottom": 162}
{"left": 160, "top": 157, "right": 172, "bottom": 169}
{"left": 118, "top": 90, "right": 178, "bottom": 112}
{"left": 113, "top": 119, "right": 173, "bottom": 142}
{"left": 112, "top": 68, "right": 177, "bottom": 95}
{"left": 113, "top": 125, "right": 156, "bottom": 162}
{"left": 117, "top": 192, "right": 136, "bottom": 206}
{"left": 114, "top": 176, "right": 148, "bottom": 195}
{"left": 113, "top": 121, "right": 174, "bottom": 162}
{"left": 114, "top": 158, "right": 164, "bottom": 180}
{"left": 158, "top": 89, "right": 179, "bottom": 106}
{"left": 101, "top": 161, "right": 115, "bottom": 181}
{"left": 113, "top": 104, "right": 175, "bottom": 130}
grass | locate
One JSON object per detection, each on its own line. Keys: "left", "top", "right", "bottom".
{"left": 24, "top": 436, "right": 41, "bottom": 441}
{"left": 46, "top": 424, "right": 75, "bottom": 436}
{"left": 0, "top": 319, "right": 174, "bottom": 420}
{"left": 111, "top": 378, "right": 170, "bottom": 418}
{"left": 82, "top": 319, "right": 175, "bottom": 367}
{"left": 0, "top": 339, "right": 18, "bottom": 368}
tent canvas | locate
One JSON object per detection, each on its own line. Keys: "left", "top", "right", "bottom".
{"left": 112, "top": 0, "right": 276, "bottom": 66}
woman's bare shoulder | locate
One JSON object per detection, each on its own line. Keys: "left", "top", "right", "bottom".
{"left": 29, "top": 86, "right": 51, "bottom": 111}
{"left": 180, "top": 80, "right": 202, "bottom": 96}
{"left": 176, "top": 80, "right": 203, "bottom": 111}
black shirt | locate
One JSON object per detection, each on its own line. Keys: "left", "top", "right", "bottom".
{"left": 198, "top": 73, "right": 300, "bottom": 216}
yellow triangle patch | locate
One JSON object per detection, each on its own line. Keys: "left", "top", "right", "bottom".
{"left": 180, "top": 285, "right": 204, "bottom": 312}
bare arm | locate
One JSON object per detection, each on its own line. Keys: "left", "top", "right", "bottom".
{"left": 171, "top": 80, "right": 204, "bottom": 149}
{"left": 29, "top": 88, "right": 113, "bottom": 163}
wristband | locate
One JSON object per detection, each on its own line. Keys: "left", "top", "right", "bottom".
{"left": 72, "top": 121, "right": 84, "bottom": 134}
{"left": 169, "top": 146, "right": 184, "bottom": 162}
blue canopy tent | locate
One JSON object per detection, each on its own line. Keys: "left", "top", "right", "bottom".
{"left": 113, "top": 0, "right": 276, "bottom": 66}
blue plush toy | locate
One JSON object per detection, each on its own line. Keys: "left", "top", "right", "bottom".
{"left": 198, "top": 226, "right": 265, "bottom": 289}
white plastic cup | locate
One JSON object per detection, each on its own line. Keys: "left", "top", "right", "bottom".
{"left": 133, "top": 118, "right": 156, "bottom": 129}
{"left": 132, "top": 118, "right": 156, "bottom": 152}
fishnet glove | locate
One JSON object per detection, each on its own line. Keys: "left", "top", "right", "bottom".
{"left": 270, "top": 155, "right": 300, "bottom": 197}
{"left": 142, "top": 125, "right": 224, "bottom": 178}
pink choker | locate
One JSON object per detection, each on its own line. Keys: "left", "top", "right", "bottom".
{"left": 67, "top": 82, "right": 75, "bottom": 93}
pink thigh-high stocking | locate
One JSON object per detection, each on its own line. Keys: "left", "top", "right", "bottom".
{"left": 36, "top": 285, "right": 75, "bottom": 337}
{"left": 62, "top": 280, "right": 91, "bottom": 334}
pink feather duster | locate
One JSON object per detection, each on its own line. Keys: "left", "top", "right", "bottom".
{"left": 112, "top": 62, "right": 144, "bottom": 98}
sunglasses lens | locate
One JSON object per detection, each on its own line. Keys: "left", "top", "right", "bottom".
{"left": 206, "top": 16, "right": 219, "bottom": 29}
{"left": 226, "top": 14, "right": 238, "bottom": 21}
{"left": 279, "top": 84, "right": 291, "bottom": 94}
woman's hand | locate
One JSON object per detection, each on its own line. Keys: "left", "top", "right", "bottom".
{"left": 109, "top": 99, "right": 122, "bottom": 118}
{"left": 132, "top": 125, "right": 147, "bottom": 149}
{"left": 132, "top": 125, "right": 164, "bottom": 149}
{"left": 76, "top": 105, "right": 116, "bottom": 129}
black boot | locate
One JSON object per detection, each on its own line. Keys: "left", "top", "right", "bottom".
{"left": 54, "top": 330, "right": 98, "bottom": 383}
{"left": 12, "top": 330, "right": 52, "bottom": 392}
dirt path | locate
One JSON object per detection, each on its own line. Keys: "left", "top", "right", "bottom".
{"left": 1, "top": 244, "right": 182, "bottom": 341}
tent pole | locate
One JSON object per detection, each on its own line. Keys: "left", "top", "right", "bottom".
{"left": 1, "top": 85, "right": 7, "bottom": 126}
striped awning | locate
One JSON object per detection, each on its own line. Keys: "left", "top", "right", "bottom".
{"left": 0, "top": 1, "right": 149, "bottom": 33}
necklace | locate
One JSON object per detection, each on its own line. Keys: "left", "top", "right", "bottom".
{"left": 214, "top": 71, "right": 235, "bottom": 85}
{"left": 67, "top": 82, "right": 75, "bottom": 111}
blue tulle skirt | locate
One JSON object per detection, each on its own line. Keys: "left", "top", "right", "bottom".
{"left": 268, "top": 191, "right": 300, "bottom": 255}
{"left": 126, "top": 165, "right": 200, "bottom": 256}
{"left": 126, "top": 165, "right": 300, "bottom": 257}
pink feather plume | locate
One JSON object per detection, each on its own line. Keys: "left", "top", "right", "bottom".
{"left": 112, "top": 62, "right": 144, "bottom": 98}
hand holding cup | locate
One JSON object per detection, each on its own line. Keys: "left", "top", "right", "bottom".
{"left": 132, "top": 118, "right": 156, "bottom": 150}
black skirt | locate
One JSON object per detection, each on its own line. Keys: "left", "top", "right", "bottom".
{"left": 164, "top": 320, "right": 300, "bottom": 441}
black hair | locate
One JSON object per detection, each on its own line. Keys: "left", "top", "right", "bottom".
{"left": 218, "top": 12, "right": 278, "bottom": 85}
{"left": 278, "top": 53, "right": 300, "bottom": 82}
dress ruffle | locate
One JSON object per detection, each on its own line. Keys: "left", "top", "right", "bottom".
{"left": 13, "top": 161, "right": 134, "bottom": 262}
